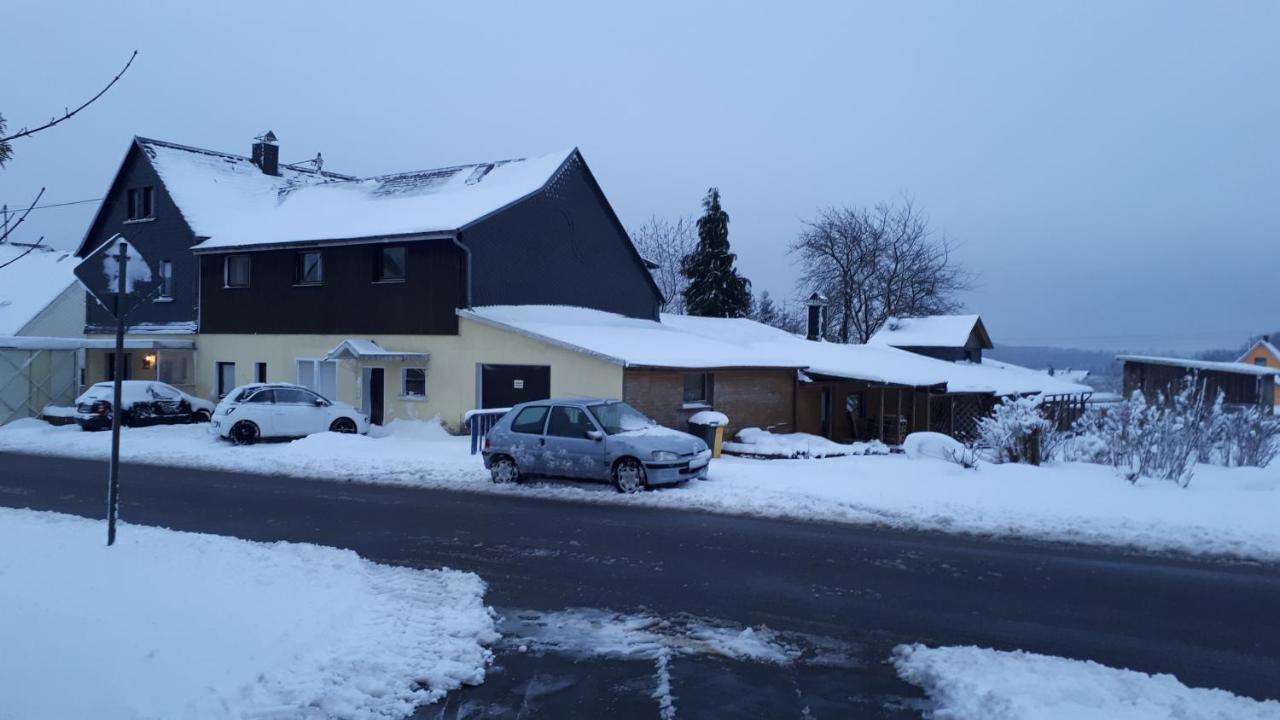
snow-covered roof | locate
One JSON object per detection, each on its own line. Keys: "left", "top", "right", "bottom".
{"left": 323, "top": 339, "right": 428, "bottom": 362}
{"left": 1037, "top": 368, "right": 1090, "bottom": 383}
{"left": 0, "top": 244, "right": 78, "bottom": 335}
{"left": 1118, "top": 355, "right": 1280, "bottom": 377}
{"left": 462, "top": 305, "right": 800, "bottom": 369}
{"left": 134, "top": 137, "right": 575, "bottom": 252}
{"left": 867, "top": 314, "right": 991, "bottom": 349}
{"left": 1239, "top": 339, "right": 1280, "bottom": 364}
{"left": 463, "top": 306, "right": 1092, "bottom": 395}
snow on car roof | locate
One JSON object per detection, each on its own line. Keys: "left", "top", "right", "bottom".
{"left": 867, "top": 315, "right": 989, "bottom": 349}
{"left": 138, "top": 136, "right": 575, "bottom": 252}
{"left": 0, "top": 244, "right": 78, "bottom": 335}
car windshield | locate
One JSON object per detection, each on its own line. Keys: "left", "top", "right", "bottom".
{"left": 587, "top": 402, "right": 654, "bottom": 435}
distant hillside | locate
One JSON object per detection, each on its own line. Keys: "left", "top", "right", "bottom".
{"left": 988, "top": 345, "right": 1122, "bottom": 391}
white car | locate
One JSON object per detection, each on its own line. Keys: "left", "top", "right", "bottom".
{"left": 211, "top": 383, "right": 370, "bottom": 444}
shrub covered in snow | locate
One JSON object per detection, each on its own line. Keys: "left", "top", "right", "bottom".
{"left": 976, "top": 396, "right": 1059, "bottom": 466}
{"left": 903, "top": 432, "right": 978, "bottom": 468}
{"left": 1215, "top": 407, "right": 1280, "bottom": 468}
{"left": 1073, "top": 381, "right": 1225, "bottom": 486}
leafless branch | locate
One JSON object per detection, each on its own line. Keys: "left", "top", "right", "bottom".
{"left": 0, "top": 50, "right": 137, "bottom": 144}
{"left": 0, "top": 187, "right": 46, "bottom": 245}
{"left": 0, "top": 236, "right": 46, "bottom": 271}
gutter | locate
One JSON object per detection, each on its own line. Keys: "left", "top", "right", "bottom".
{"left": 451, "top": 234, "right": 473, "bottom": 308}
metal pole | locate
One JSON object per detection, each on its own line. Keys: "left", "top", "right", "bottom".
{"left": 107, "top": 243, "right": 128, "bottom": 546}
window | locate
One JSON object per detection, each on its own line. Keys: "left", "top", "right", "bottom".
{"left": 106, "top": 353, "right": 132, "bottom": 381}
{"left": 296, "top": 359, "right": 337, "bottom": 399}
{"left": 157, "top": 350, "right": 192, "bottom": 385}
{"left": 225, "top": 255, "right": 250, "bottom": 288}
{"left": 295, "top": 251, "right": 323, "bottom": 285}
{"left": 547, "top": 405, "right": 597, "bottom": 438}
{"left": 682, "top": 372, "right": 710, "bottom": 405}
{"left": 216, "top": 362, "right": 235, "bottom": 398}
{"left": 255, "top": 362, "right": 268, "bottom": 383}
{"left": 158, "top": 260, "right": 174, "bottom": 299}
{"left": 275, "top": 387, "right": 319, "bottom": 405}
{"left": 1256, "top": 358, "right": 1268, "bottom": 367}
{"left": 402, "top": 367, "right": 426, "bottom": 398}
{"left": 126, "top": 186, "right": 155, "bottom": 220}
{"left": 588, "top": 402, "right": 653, "bottom": 435}
{"left": 376, "top": 246, "right": 406, "bottom": 282}
{"left": 244, "top": 388, "right": 274, "bottom": 404}
{"left": 148, "top": 383, "right": 179, "bottom": 401}
{"left": 510, "top": 405, "right": 549, "bottom": 434}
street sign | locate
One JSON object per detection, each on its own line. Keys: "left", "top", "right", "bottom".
{"left": 74, "top": 234, "right": 160, "bottom": 319}
{"left": 73, "top": 235, "right": 157, "bottom": 546}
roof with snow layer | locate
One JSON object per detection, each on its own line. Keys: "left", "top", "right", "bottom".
{"left": 868, "top": 314, "right": 992, "bottom": 349}
{"left": 0, "top": 244, "right": 79, "bottom": 335}
{"left": 129, "top": 137, "right": 575, "bottom": 252}
{"left": 1118, "top": 355, "right": 1280, "bottom": 377}
{"left": 464, "top": 306, "right": 1092, "bottom": 395}
{"left": 1239, "top": 338, "right": 1280, "bottom": 364}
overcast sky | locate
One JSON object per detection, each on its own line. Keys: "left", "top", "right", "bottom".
{"left": 2, "top": 1, "right": 1276, "bottom": 352}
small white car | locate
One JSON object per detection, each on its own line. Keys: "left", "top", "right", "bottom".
{"left": 211, "top": 383, "right": 370, "bottom": 444}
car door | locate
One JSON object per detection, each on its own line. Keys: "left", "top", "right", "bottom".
{"left": 542, "top": 405, "right": 608, "bottom": 479}
{"left": 269, "top": 387, "right": 321, "bottom": 437}
{"left": 239, "top": 388, "right": 277, "bottom": 436}
{"left": 148, "top": 382, "right": 187, "bottom": 423}
{"left": 505, "top": 405, "right": 550, "bottom": 474}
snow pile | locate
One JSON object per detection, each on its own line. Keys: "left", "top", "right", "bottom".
{"left": 892, "top": 644, "right": 1280, "bottom": 720}
{"left": 688, "top": 409, "right": 729, "bottom": 426}
{"left": 0, "top": 508, "right": 497, "bottom": 719}
{"left": 722, "top": 427, "right": 888, "bottom": 459}
{"left": 903, "top": 432, "right": 967, "bottom": 462}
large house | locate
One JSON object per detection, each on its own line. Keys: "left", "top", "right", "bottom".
{"left": 75, "top": 133, "right": 662, "bottom": 427}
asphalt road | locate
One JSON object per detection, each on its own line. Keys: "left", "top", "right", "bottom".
{"left": 2, "top": 451, "right": 1278, "bottom": 718}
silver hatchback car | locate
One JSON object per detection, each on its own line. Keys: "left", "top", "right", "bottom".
{"left": 482, "top": 398, "right": 711, "bottom": 493}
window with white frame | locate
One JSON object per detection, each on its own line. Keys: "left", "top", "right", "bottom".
{"left": 295, "top": 250, "right": 324, "bottom": 285}
{"left": 296, "top": 359, "right": 337, "bottom": 399}
{"left": 126, "top": 186, "right": 155, "bottom": 220}
{"left": 158, "top": 260, "right": 174, "bottom": 299}
{"left": 402, "top": 367, "right": 426, "bottom": 399}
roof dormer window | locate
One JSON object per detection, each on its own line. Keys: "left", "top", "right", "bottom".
{"left": 126, "top": 186, "right": 155, "bottom": 221}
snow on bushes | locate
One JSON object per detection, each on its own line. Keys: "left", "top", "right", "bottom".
{"left": 903, "top": 432, "right": 978, "bottom": 468}
{"left": 720, "top": 427, "right": 888, "bottom": 459}
{"left": 976, "top": 395, "right": 1059, "bottom": 466}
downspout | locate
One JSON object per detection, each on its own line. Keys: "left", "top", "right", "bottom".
{"left": 451, "top": 234, "right": 473, "bottom": 308}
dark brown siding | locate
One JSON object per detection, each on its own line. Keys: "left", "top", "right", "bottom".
{"left": 622, "top": 368, "right": 796, "bottom": 436}
{"left": 199, "top": 240, "right": 464, "bottom": 334}
{"left": 1123, "top": 361, "right": 1273, "bottom": 409}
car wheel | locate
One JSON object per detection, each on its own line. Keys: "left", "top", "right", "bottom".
{"left": 613, "top": 457, "right": 647, "bottom": 494}
{"left": 330, "top": 417, "right": 358, "bottom": 434}
{"left": 490, "top": 455, "right": 520, "bottom": 484}
{"left": 231, "top": 420, "right": 260, "bottom": 445}
{"left": 192, "top": 410, "right": 211, "bottom": 424}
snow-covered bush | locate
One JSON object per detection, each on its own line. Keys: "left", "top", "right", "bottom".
{"left": 1216, "top": 407, "right": 1280, "bottom": 468}
{"left": 903, "top": 432, "right": 977, "bottom": 468}
{"left": 1073, "top": 380, "right": 1224, "bottom": 486}
{"left": 976, "top": 396, "right": 1059, "bottom": 465}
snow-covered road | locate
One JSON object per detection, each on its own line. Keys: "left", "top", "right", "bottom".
{"left": 2, "top": 417, "right": 1278, "bottom": 562}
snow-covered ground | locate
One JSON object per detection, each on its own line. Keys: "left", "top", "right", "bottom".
{"left": 721, "top": 426, "right": 889, "bottom": 458}
{"left": 0, "top": 507, "right": 497, "bottom": 719}
{"left": 892, "top": 644, "right": 1280, "bottom": 719}
{"left": 2, "top": 418, "right": 1279, "bottom": 562}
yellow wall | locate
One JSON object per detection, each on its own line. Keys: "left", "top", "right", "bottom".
{"left": 192, "top": 316, "right": 625, "bottom": 432}
{"left": 1239, "top": 343, "right": 1280, "bottom": 406}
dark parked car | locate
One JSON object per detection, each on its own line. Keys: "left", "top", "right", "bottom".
{"left": 75, "top": 381, "right": 216, "bottom": 431}
{"left": 482, "top": 398, "right": 711, "bottom": 492}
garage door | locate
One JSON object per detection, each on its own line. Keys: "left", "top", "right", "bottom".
{"left": 480, "top": 364, "right": 551, "bottom": 409}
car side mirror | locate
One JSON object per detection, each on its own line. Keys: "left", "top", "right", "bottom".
{"left": 314, "top": 398, "right": 326, "bottom": 407}
{"left": 585, "top": 430, "right": 603, "bottom": 441}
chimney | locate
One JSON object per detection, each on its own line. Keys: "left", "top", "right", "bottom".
{"left": 251, "top": 130, "right": 279, "bottom": 176}
{"left": 806, "top": 292, "right": 828, "bottom": 341}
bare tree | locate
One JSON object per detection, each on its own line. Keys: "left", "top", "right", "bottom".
{"left": 790, "top": 200, "right": 971, "bottom": 343}
{"left": 630, "top": 216, "right": 696, "bottom": 313}
{"left": 0, "top": 51, "right": 136, "bottom": 256}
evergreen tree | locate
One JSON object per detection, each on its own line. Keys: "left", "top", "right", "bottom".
{"left": 680, "top": 188, "right": 752, "bottom": 317}
{"left": 753, "top": 290, "right": 779, "bottom": 327}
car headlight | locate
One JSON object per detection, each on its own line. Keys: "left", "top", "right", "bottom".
{"left": 221, "top": 407, "right": 235, "bottom": 415}
{"left": 651, "top": 450, "right": 679, "bottom": 462}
